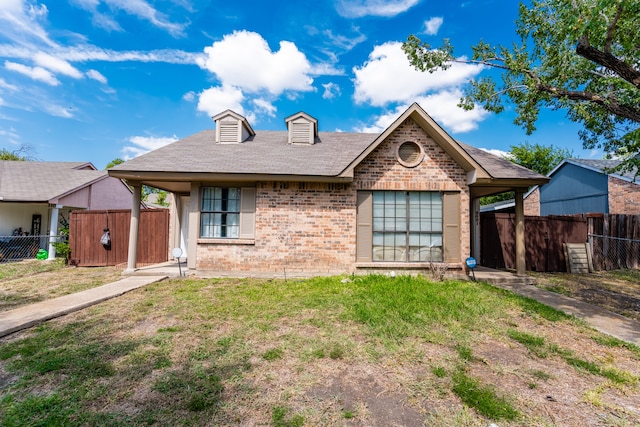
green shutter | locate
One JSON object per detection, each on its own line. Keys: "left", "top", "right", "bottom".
{"left": 356, "top": 191, "right": 372, "bottom": 262}
{"left": 443, "top": 192, "right": 461, "bottom": 263}
{"left": 239, "top": 187, "right": 256, "bottom": 239}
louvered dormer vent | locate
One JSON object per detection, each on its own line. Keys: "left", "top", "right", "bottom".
{"left": 285, "top": 112, "right": 318, "bottom": 145}
{"left": 212, "top": 109, "right": 255, "bottom": 144}
{"left": 219, "top": 120, "right": 239, "bottom": 143}
{"left": 291, "top": 122, "right": 312, "bottom": 144}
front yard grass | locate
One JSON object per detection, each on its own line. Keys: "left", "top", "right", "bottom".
{"left": 1, "top": 274, "right": 639, "bottom": 426}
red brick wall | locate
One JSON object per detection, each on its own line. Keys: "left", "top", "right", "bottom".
{"left": 524, "top": 187, "right": 540, "bottom": 216}
{"left": 608, "top": 176, "right": 640, "bottom": 214}
{"left": 196, "top": 117, "right": 470, "bottom": 275}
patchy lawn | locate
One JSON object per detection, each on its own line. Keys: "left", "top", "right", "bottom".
{"left": 531, "top": 269, "right": 640, "bottom": 322}
{"left": 1, "top": 274, "right": 639, "bottom": 426}
{"left": 0, "top": 265, "right": 123, "bottom": 311}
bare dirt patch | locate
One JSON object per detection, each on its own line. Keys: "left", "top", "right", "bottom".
{"left": 531, "top": 270, "right": 640, "bottom": 321}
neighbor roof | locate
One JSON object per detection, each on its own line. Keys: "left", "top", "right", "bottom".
{"left": 0, "top": 161, "right": 108, "bottom": 202}
{"left": 553, "top": 159, "right": 640, "bottom": 183}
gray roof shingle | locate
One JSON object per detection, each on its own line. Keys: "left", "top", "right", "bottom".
{"left": 0, "top": 161, "right": 107, "bottom": 202}
{"left": 111, "top": 130, "right": 379, "bottom": 177}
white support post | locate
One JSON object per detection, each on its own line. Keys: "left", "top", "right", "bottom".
{"left": 124, "top": 183, "right": 142, "bottom": 274}
{"left": 47, "top": 204, "right": 62, "bottom": 260}
{"left": 515, "top": 189, "right": 526, "bottom": 276}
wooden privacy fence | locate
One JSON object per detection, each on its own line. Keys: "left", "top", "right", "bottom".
{"left": 481, "top": 213, "right": 588, "bottom": 272}
{"left": 481, "top": 213, "right": 640, "bottom": 272}
{"left": 69, "top": 209, "right": 169, "bottom": 267}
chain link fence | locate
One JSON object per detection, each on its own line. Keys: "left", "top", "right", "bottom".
{"left": 589, "top": 234, "right": 640, "bottom": 271}
{"left": 0, "top": 234, "right": 67, "bottom": 280}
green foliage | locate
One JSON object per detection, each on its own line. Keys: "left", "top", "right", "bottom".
{"left": 403, "top": 0, "right": 640, "bottom": 172}
{"left": 262, "top": 348, "right": 284, "bottom": 361}
{"left": 104, "top": 158, "right": 124, "bottom": 169}
{"left": 0, "top": 145, "right": 35, "bottom": 161}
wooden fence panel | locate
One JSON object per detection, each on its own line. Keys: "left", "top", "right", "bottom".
{"left": 588, "top": 214, "right": 640, "bottom": 270}
{"left": 69, "top": 209, "right": 168, "bottom": 267}
{"left": 480, "top": 213, "right": 588, "bottom": 272}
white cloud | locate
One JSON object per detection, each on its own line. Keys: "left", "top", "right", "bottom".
{"left": 71, "top": 0, "right": 187, "bottom": 37}
{"left": 252, "top": 98, "right": 277, "bottom": 117}
{"left": 34, "top": 52, "right": 83, "bottom": 78}
{"left": 196, "top": 85, "right": 245, "bottom": 117}
{"left": 423, "top": 17, "right": 443, "bottom": 35}
{"left": 322, "top": 82, "right": 341, "bottom": 99}
{"left": 0, "top": 77, "right": 18, "bottom": 91}
{"left": 86, "top": 69, "right": 107, "bottom": 83}
{"left": 0, "top": 0, "right": 55, "bottom": 47}
{"left": 182, "top": 91, "right": 195, "bottom": 102}
{"left": 123, "top": 134, "right": 179, "bottom": 159}
{"left": 414, "top": 90, "right": 489, "bottom": 133}
{"left": 336, "top": 0, "right": 420, "bottom": 18}
{"left": 353, "top": 41, "right": 483, "bottom": 106}
{"left": 356, "top": 91, "right": 489, "bottom": 134}
{"left": 4, "top": 60, "right": 60, "bottom": 85}
{"left": 480, "top": 147, "right": 512, "bottom": 159}
{"left": 44, "top": 104, "right": 73, "bottom": 118}
{"left": 197, "top": 31, "right": 314, "bottom": 96}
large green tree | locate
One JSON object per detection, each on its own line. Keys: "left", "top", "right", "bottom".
{"left": 403, "top": 0, "right": 639, "bottom": 171}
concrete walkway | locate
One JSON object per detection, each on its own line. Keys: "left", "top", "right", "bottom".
{"left": 488, "top": 280, "right": 640, "bottom": 346}
{"left": 0, "top": 275, "right": 166, "bottom": 338}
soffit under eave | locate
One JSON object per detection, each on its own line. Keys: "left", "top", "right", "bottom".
{"left": 340, "top": 103, "right": 491, "bottom": 180}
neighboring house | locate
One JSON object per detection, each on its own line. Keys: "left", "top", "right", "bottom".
{"left": 109, "top": 103, "right": 548, "bottom": 276}
{"left": 525, "top": 159, "right": 640, "bottom": 216}
{"left": 0, "top": 161, "right": 138, "bottom": 259}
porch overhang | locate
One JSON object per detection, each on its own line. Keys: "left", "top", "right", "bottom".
{"left": 107, "top": 170, "right": 354, "bottom": 194}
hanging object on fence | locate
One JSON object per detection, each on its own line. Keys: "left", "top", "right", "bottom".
{"left": 100, "top": 210, "right": 111, "bottom": 248}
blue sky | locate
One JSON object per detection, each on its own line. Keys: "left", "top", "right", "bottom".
{"left": 0, "top": 0, "right": 600, "bottom": 169}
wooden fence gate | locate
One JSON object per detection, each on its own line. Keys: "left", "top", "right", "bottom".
{"left": 69, "top": 209, "right": 169, "bottom": 267}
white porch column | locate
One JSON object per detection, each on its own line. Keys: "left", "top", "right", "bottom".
{"left": 124, "top": 183, "right": 142, "bottom": 274}
{"left": 187, "top": 182, "right": 200, "bottom": 271}
{"left": 515, "top": 188, "right": 526, "bottom": 276}
{"left": 47, "top": 204, "right": 62, "bottom": 260}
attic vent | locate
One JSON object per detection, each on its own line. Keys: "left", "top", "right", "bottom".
{"left": 397, "top": 141, "right": 424, "bottom": 168}
{"left": 291, "top": 122, "right": 311, "bottom": 144}
{"left": 219, "top": 121, "right": 238, "bottom": 143}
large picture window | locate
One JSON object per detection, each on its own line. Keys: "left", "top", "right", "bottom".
{"left": 200, "top": 187, "right": 240, "bottom": 238}
{"left": 372, "top": 191, "right": 443, "bottom": 262}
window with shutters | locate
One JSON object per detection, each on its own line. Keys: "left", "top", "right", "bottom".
{"left": 200, "top": 187, "right": 240, "bottom": 238}
{"left": 372, "top": 191, "right": 443, "bottom": 262}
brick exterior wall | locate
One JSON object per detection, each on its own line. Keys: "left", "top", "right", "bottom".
{"left": 196, "top": 118, "right": 470, "bottom": 275}
{"left": 524, "top": 187, "right": 540, "bottom": 216}
{"left": 608, "top": 176, "right": 640, "bottom": 214}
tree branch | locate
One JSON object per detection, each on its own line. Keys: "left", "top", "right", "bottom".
{"left": 604, "top": 3, "right": 624, "bottom": 53}
{"left": 535, "top": 82, "right": 640, "bottom": 123}
{"left": 576, "top": 36, "right": 640, "bottom": 89}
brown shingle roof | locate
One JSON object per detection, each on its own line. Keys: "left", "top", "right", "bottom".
{"left": 0, "top": 161, "right": 107, "bottom": 202}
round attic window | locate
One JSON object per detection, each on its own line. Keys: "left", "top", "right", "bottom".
{"left": 396, "top": 141, "right": 424, "bottom": 168}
